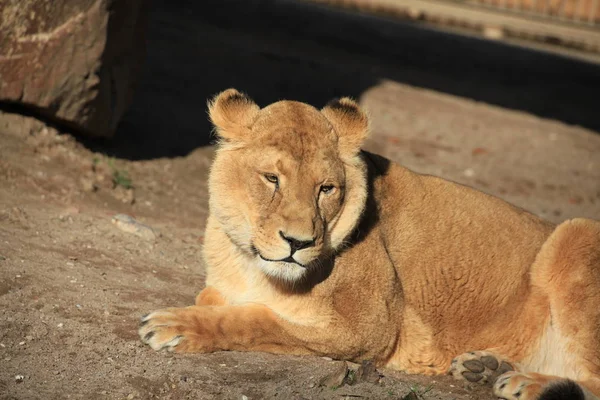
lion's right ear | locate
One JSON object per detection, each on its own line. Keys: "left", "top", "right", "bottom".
{"left": 208, "top": 89, "right": 259, "bottom": 141}
{"left": 321, "top": 97, "right": 369, "bottom": 156}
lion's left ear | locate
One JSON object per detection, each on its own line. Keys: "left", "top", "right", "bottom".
{"left": 208, "top": 88, "right": 260, "bottom": 141}
{"left": 321, "top": 97, "right": 369, "bottom": 155}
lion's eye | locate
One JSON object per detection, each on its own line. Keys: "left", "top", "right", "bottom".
{"left": 320, "top": 185, "right": 335, "bottom": 194}
{"left": 264, "top": 174, "right": 279, "bottom": 186}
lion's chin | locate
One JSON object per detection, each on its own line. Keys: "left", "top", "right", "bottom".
{"left": 256, "top": 257, "right": 308, "bottom": 282}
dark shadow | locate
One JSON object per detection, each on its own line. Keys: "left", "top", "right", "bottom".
{"left": 82, "top": 0, "right": 600, "bottom": 160}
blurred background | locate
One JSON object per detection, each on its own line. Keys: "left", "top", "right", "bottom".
{"left": 2, "top": 0, "right": 600, "bottom": 159}
{"left": 110, "top": 0, "right": 600, "bottom": 159}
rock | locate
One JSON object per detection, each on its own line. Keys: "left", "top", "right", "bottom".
{"left": 80, "top": 177, "right": 97, "bottom": 193}
{"left": 0, "top": 0, "right": 148, "bottom": 137}
{"left": 354, "top": 360, "right": 382, "bottom": 384}
{"left": 15, "top": 375, "right": 24, "bottom": 383}
{"left": 319, "top": 361, "right": 349, "bottom": 389}
{"left": 113, "top": 186, "right": 135, "bottom": 204}
{"left": 111, "top": 214, "right": 156, "bottom": 241}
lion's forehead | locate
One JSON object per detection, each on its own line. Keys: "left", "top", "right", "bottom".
{"left": 249, "top": 144, "right": 344, "bottom": 179}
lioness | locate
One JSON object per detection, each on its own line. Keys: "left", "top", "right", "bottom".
{"left": 139, "top": 89, "right": 600, "bottom": 400}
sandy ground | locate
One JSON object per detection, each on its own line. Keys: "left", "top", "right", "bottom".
{"left": 1, "top": 78, "right": 599, "bottom": 399}
{"left": 1, "top": 1, "right": 600, "bottom": 399}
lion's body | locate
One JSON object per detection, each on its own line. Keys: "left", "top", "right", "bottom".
{"left": 140, "top": 90, "right": 600, "bottom": 400}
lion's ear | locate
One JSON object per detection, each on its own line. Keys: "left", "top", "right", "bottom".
{"left": 208, "top": 89, "right": 260, "bottom": 141}
{"left": 321, "top": 97, "right": 369, "bottom": 155}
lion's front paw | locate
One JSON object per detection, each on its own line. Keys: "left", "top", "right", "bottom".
{"left": 448, "top": 351, "right": 514, "bottom": 385}
{"left": 138, "top": 307, "right": 211, "bottom": 353}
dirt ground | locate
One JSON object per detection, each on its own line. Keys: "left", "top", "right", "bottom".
{"left": 1, "top": 76, "right": 599, "bottom": 400}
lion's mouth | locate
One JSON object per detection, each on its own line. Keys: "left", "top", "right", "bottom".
{"left": 258, "top": 254, "right": 306, "bottom": 268}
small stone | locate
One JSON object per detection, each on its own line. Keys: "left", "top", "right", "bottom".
{"left": 15, "top": 375, "right": 24, "bottom": 383}
{"left": 319, "top": 361, "right": 349, "bottom": 389}
{"left": 355, "top": 360, "right": 382, "bottom": 384}
{"left": 241, "top": 396, "right": 248, "bottom": 400}
{"left": 113, "top": 186, "right": 135, "bottom": 204}
{"left": 19, "top": 341, "right": 25, "bottom": 345}
{"left": 57, "top": 323, "right": 64, "bottom": 328}
{"left": 80, "top": 177, "right": 97, "bottom": 192}
{"left": 76, "top": 304, "right": 82, "bottom": 309}
{"left": 111, "top": 214, "right": 156, "bottom": 241}
{"left": 127, "top": 394, "right": 134, "bottom": 399}
{"left": 25, "top": 335, "right": 33, "bottom": 341}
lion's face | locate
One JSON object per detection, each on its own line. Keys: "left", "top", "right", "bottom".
{"left": 207, "top": 89, "right": 369, "bottom": 281}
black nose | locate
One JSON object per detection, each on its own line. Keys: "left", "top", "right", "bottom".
{"left": 279, "top": 231, "right": 315, "bottom": 252}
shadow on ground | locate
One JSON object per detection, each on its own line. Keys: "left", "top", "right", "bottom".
{"left": 83, "top": 0, "right": 600, "bottom": 160}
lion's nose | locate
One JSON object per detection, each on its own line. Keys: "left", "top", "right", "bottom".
{"left": 279, "top": 231, "right": 315, "bottom": 252}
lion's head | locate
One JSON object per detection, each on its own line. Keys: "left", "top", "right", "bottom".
{"left": 207, "top": 89, "right": 369, "bottom": 281}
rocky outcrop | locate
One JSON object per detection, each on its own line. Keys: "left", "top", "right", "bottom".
{"left": 0, "top": 0, "right": 147, "bottom": 137}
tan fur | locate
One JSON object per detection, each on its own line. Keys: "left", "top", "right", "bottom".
{"left": 140, "top": 89, "right": 600, "bottom": 400}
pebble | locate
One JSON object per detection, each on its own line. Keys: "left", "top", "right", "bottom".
{"left": 111, "top": 214, "right": 156, "bottom": 241}
{"left": 57, "top": 323, "right": 64, "bottom": 328}
{"left": 319, "top": 361, "right": 349, "bottom": 389}
{"left": 463, "top": 168, "right": 475, "bottom": 177}
{"left": 15, "top": 375, "right": 24, "bottom": 383}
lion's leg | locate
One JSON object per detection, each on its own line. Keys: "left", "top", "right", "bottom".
{"left": 517, "top": 218, "right": 600, "bottom": 399}
{"left": 138, "top": 304, "right": 356, "bottom": 357}
{"left": 195, "top": 286, "right": 227, "bottom": 306}
{"left": 449, "top": 352, "right": 600, "bottom": 399}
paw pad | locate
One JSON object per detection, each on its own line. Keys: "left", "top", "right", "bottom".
{"left": 449, "top": 351, "right": 514, "bottom": 386}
